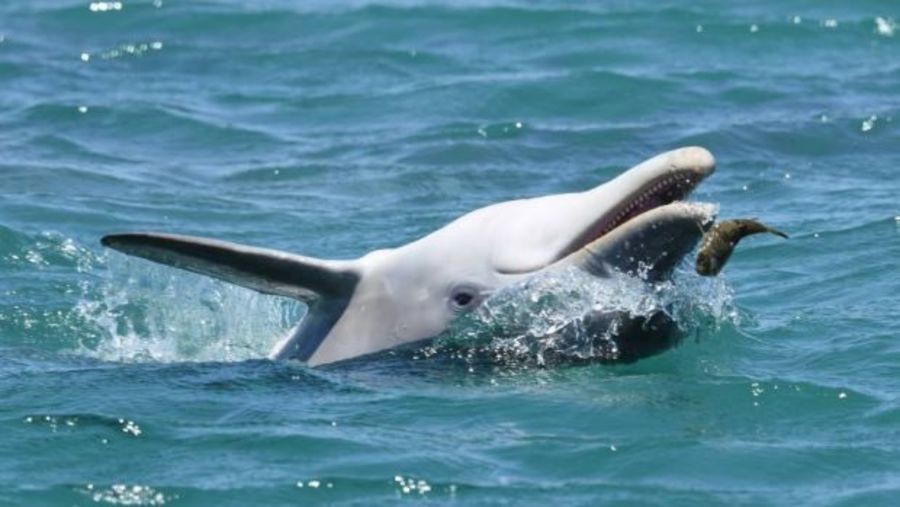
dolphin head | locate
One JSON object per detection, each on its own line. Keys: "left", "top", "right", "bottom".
{"left": 102, "top": 147, "right": 716, "bottom": 366}
{"left": 298, "top": 147, "right": 715, "bottom": 365}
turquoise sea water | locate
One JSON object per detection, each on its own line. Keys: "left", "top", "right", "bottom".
{"left": 2, "top": 1, "right": 899, "bottom": 505}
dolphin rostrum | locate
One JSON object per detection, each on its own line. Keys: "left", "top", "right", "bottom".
{"left": 102, "top": 147, "right": 716, "bottom": 366}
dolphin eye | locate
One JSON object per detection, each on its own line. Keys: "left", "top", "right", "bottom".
{"left": 453, "top": 292, "right": 473, "bottom": 306}
{"left": 451, "top": 290, "right": 476, "bottom": 309}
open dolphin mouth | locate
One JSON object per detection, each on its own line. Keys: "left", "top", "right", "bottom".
{"left": 559, "top": 147, "right": 715, "bottom": 263}
{"left": 589, "top": 169, "right": 707, "bottom": 242}
{"left": 545, "top": 147, "right": 716, "bottom": 281}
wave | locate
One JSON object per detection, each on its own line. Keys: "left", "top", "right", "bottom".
{"left": 0, "top": 226, "right": 99, "bottom": 273}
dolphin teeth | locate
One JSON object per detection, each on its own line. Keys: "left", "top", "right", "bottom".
{"left": 593, "top": 170, "right": 702, "bottom": 240}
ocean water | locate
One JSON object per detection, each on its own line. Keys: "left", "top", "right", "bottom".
{"left": 1, "top": 0, "right": 899, "bottom": 505}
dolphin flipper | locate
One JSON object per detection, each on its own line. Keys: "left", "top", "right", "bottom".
{"left": 101, "top": 233, "right": 359, "bottom": 301}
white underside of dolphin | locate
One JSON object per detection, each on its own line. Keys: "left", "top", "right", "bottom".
{"left": 102, "top": 147, "right": 717, "bottom": 366}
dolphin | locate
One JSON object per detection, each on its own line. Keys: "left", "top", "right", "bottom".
{"left": 101, "top": 147, "right": 716, "bottom": 366}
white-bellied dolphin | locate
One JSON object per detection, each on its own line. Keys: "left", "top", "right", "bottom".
{"left": 102, "top": 147, "right": 716, "bottom": 366}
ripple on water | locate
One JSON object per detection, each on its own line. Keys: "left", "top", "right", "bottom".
{"left": 1, "top": 0, "right": 899, "bottom": 504}
{"left": 22, "top": 413, "right": 143, "bottom": 439}
{"left": 77, "top": 483, "right": 172, "bottom": 506}
{"left": 0, "top": 229, "right": 98, "bottom": 273}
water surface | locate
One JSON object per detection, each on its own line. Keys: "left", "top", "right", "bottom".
{"left": 1, "top": 1, "right": 899, "bottom": 505}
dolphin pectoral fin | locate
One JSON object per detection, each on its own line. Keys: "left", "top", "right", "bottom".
{"left": 562, "top": 202, "right": 714, "bottom": 281}
{"left": 269, "top": 298, "right": 350, "bottom": 362}
{"left": 101, "top": 233, "right": 359, "bottom": 301}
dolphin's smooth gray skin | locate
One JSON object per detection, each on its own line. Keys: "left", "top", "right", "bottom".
{"left": 102, "top": 147, "right": 716, "bottom": 366}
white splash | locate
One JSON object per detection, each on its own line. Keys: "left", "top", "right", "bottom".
{"left": 89, "top": 2, "right": 123, "bottom": 13}
{"left": 78, "top": 484, "right": 171, "bottom": 506}
{"left": 73, "top": 255, "right": 301, "bottom": 363}
{"left": 875, "top": 17, "right": 895, "bottom": 37}
{"left": 436, "top": 260, "right": 735, "bottom": 366}
{"left": 861, "top": 115, "right": 877, "bottom": 132}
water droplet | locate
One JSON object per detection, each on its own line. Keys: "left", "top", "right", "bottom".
{"left": 89, "top": 1, "right": 123, "bottom": 12}
{"left": 875, "top": 17, "right": 895, "bottom": 37}
{"left": 861, "top": 115, "right": 877, "bottom": 132}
